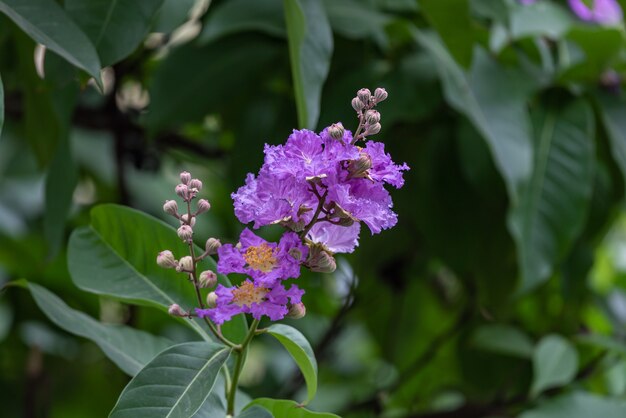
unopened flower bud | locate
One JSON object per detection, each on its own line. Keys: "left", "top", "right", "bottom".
{"left": 327, "top": 202, "right": 358, "bottom": 226}
{"left": 365, "top": 123, "right": 381, "bottom": 136}
{"left": 351, "top": 97, "right": 365, "bottom": 112}
{"left": 365, "top": 110, "right": 380, "bottom": 125}
{"left": 180, "top": 214, "right": 196, "bottom": 227}
{"left": 196, "top": 199, "right": 211, "bottom": 214}
{"left": 328, "top": 123, "right": 345, "bottom": 141}
{"left": 176, "top": 256, "right": 194, "bottom": 272}
{"left": 189, "top": 178, "right": 203, "bottom": 191}
{"left": 206, "top": 291, "right": 218, "bottom": 308}
{"left": 289, "top": 247, "right": 304, "bottom": 261}
{"left": 199, "top": 270, "right": 218, "bottom": 288}
{"left": 175, "top": 184, "right": 188, "bottom": 200}
{"left": 168, "top": 303, "right": 187, "bottom": 317}
{"left": 347, "top": 153, "right": 373, "bottom": 179}
{"left": 205, "top": 238, "right": 222, "bottom": 255}
{"left": 287, "top": 302, "right": 306, "bottom": 319}
{"left": 305, "top": 244, "right": 337, "bottom": 273}
{"left": 357, "top": 88, "right": 371, "bottom": 104}
{"left": 177, "top": 225, "right": 193, "bottom": 241}
{"left": 374, "top": 87, "right": 388, "bottom": 103}
{"left": 157, "top": 250, "right": 178, "bottom": 268}
{"left": 163, "top": 200, "right": 178, "bottom": 216}
{"left": 180, "top": 171, "right": 191, "bottom": 185}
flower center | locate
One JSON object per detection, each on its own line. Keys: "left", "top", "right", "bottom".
{"left": 232, "top": 281, "right": 268, "bottom": 306}
{"left": 243, "top": 243, "right": 278, "bottom": 272}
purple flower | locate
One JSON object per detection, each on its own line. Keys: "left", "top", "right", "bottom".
{"left": 362, "top": 141, "right": 410, "bottom": 188}
{"left": 307, "top": 222, "right": 361, "bottom": 254}
{"left": 568, "top": 0, "right": 623, "bottom": 25}
{"left": 217, "top": 229, "right": 308, "bottom": 287}
{"left": 196, "top": 280, "right": 304, "bottom": 325}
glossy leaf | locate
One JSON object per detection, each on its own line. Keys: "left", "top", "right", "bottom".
{"left": 0, "top": 0, "right": 101, "bottom": 80}
{"left": 531, "top": 334, "right": 578, "bottom": 396}
{"left": 470, "top": 324, "right": 534, "bottom": 359}
{"left": 266, "top": 324, "right": 318, "bottom": 404}
{"left": 192, "top": 377, "right": 252, "bottom": 418}
{"left": 508, "top": 100, "right": 595, "bottom": 292}
{"left": 238, "top": 406, "right": 273, "bottom": 418}
{"left": 597, "top": 93, "right": 626, "bottom": 189}
{"left": 420, "top": 0, "right": 474, "bottom": 68}
{"left": 109, "top": 342, "right": 230, "bottom": 418}
{"left": 12, "top": 280, "right": 172, "bottom": 376}
{"left": 199, "top": 0, "right": 285, "bottom": 44}
{"left": 520, "top": 391, "right": 626, "bottom": 418}
{"left": 154, "top": 0, "right": 195, "bottom": 33}
{"left": 65, "top": 0, "right": 165, "bottom": 66}
{"left": 283, "top": 0, "right": 333, "bottom": 130}
{"left": 246, "top": 399, "right": 339, "bottom": 418}
{"left": 67, "top": 204, "right": 248, "bottom": 343}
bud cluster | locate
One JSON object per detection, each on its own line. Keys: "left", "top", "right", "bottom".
{"left": 351, "top": 87, "right": 387, "bottom": 142}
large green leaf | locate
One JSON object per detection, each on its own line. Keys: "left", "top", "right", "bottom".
{"left": 109, "top": 342, "right": 230, "bottom": 418}
{"left": 509, "top": 1, "right": 573, "bottom": 40}
{"left": 283, "top": 0, "right": 333, "bottom": 130}
{"left": 0, "top": 73, "right": 3, "bottom": 139}
{"left": 520, "top": 391, "right": 626, "bottom": 418}
{"left": 415, "top": 31, "right": 536, "bottom": 201}
{"left": 266, "top": 324, "right": 317, "bottom": 404}
{"left": 199, "top": 0, "right": 285, "bottom": 44}
{"left": 246, "top": 399, "right": 338, "bottom": 418}
{"left": 11, "top": 280, "right": 172, "bottom": 376}
{"left": 238, "top": 406, "right": 273, "bottom": 418}
{"left": 420, "top": 0, "right": 474, "bottom": 68}
{"left": 67, "top": 204, "right": 248, "bottom": 343}
{"left": 470, "top": 324, "right": 534, "bottom": 359}
{"left": 597, "top": 92, "right": 626, "bottom": 191}
{"left": 508, "top": 99, "right": 595, "bottom": 292}
{"left": 0, "top": 0, "right": 101, "bottom": 80}
{"left": 65, "top": 0, "right": 165, "bottom": 66}
{"left": 531, "top": 334, "right": 578, "bottom": 396}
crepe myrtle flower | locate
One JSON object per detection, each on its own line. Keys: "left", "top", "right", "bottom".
{"left": 568, "top": 0, "right": 623, "bottom": 25}
{"left": 217, "top": 228, "right": 308, "bottom": 287}
{"left": 195, "top": 280, "right": 304, "bottom": 325}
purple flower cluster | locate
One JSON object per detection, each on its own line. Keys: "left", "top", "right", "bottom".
{"left": 568, "top": 0, "right": 623, "bottom": 25}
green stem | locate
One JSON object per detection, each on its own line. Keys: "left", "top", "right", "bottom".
{"left": 227, "top": 319, "right": 260, "bottom": 416}
{"left": 299, "top": 189, "right": 328, "bottom": 239}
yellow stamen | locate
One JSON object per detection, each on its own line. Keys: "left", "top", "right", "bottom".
{"left": 243, "top": 243, "right": 278, "bottom": 272}
{"left": 232, "top": 281, "right": 268, "bottom": 306}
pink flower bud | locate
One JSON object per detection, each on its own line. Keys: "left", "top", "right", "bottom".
{"left": 198, "top": 270, "right": 217, "bottom": 288}
{"left": 347, "top": 153, "right": 373, "bottom": 179}
{"left": 374, "top": 87, "right": 388, "bottom": 103}
{"left": 206, "top": 291, "right": 218, "bottom": 308}
{"left": 365, "top": 122, "right": 381, "bottom": 136}
{"left": 157, "top": 250, "right": 177, "bottom": 268}
{"left": 180, "top": 171, "right": 191, "bottom": 185}
{"left": 357, "top": 88, "right": 372, "bottom": 105}
{"left": 189, "top": 178, "right": 203, "bottom": 191}
{"left": 176, "top": 256, "right": 194, "bottom": 272}
{"left": 180, "top": 214, "right": 196, "bottom": 227}
{"left": 163, "top": 200, "right": 178, "bottom": 216}
{"left": 287, "top": 302, "right": 306, "bottom": 319}
{"left": 328, "top": 123, "right": 345, "bottom": 141}
{"left": 168, "top": 304, "right": 187, "bottom": 317}
{"left": 175, "top": 184, "right": 188, "bottom": 200}
{"left": 351, "top": 97, "right": 365, "bottom": 112}
{"left": 196, "top": 199, "right": 211, "bottom": 215}
{"left": 365, "top": 109, "right": 380, "bottom": 125}
{"left": 177, "top": 225, "right": 193, "bottom": 242}
{"left": 205, "top": 238, "right": 222, "bottom": 255}
{"left": 305, "top": 244, "right": 337, "bottom": 273}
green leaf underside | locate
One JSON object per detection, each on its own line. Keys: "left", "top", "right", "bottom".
{"left": 191, "top": 376, "right": 252, "bottom": 418}
{"left": 470, "top": 324, "right": 534, "bottom": 359}
{"left": 283, "top": 0, "right": 333, "bottom": 130}
{"left": 247, "top": 399, "right": 339, "bottom": 418}
{"left": 519, "top": 391, "right": 626, "bottom": 418}
{"left": 12, "top": 280, "right": 172, "bottom": 376}
{"left": 0, "top": 0, "right": 101, "bottom": 80}
{"left": 65, "top": 0, "right": 165, "bottom": 66}
{"left": 508, "top": 100, "right": 595, "bottom": 292}
{"left": 531, "top": 334, "right": 578, "bottom": 396}
{"left": 109, "top": 342, "right": 230, "bottom": 418}
{"left": 67, "top": 204, "right": 248, "bottom": 343}
{"left": 267, "top": 324, "right": 318, "bottom": 405}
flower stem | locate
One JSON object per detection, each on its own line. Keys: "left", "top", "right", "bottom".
{"left": 227, "top": 319, "right": 260, "bottom": 416}
{"left": 300, "top": 187, "right": 328, "bottom": 239}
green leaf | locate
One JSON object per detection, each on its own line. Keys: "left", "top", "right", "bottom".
{"left": 323, "top": 0, "right": 391, "bottom": 45}
{"left": 509, "top": 1, "right": 573, "bottom": 40}
{"left": 597, "top": 93, "right": 626, "bottom": 191}
{"left": 246, "top": 399, "right": 339, "bottom": 418}
{"left": 531, "top": 334, "right": 578, "bottom": 396}
{"left": 0, "top": 73, "right": 3, "bottom": 139}
{"left": 577, "top": 333, "right": 626, "bottom": 356}
{"left": 519, "top": 391, "right": 626, "bottom": 418}
{"left": 283, "top": 0, "right": 333, "bottom": 129}
{"left": 266, "top": 324, "right": 317, "bottom": 404}
{"left": 508, "top": 99, "right": 595, "bottom": 292}
{"left": 109, "top": 342, "right": 230, "bottom": 418}
{"left": 65, "top": 0, "right": 165, "bottom": 66}
{"left": 67, "top": 204, "right": 248, "bottom": 343}
{"left": 238, "top": 406, "right": 274, "bottom": 418}
{"left": 0, "top": 0, "right": 101, "bottom": 80}
{"left": 199, "top": 0, "right": 285, "bottom": 44}
{"left": 414, "top": 31, "right": 537, "bottom": 201}
{"left": 420, "top": 0, "right": 474, "bottom": 68}
{"left": 192, "top": 378, "right": 252, "bottom": 418}
{"left": 154, "top": 0, "right": 195, "bottom": 33}
{"left": 470, "top": 324, "right": 534, "bottom": 359}
{"left": 11, "top": 280, "right": 172, "bottom": 376}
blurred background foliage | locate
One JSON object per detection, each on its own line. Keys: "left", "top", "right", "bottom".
{"left": 3, "top": 0, "right": 626, "bottom": 417}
